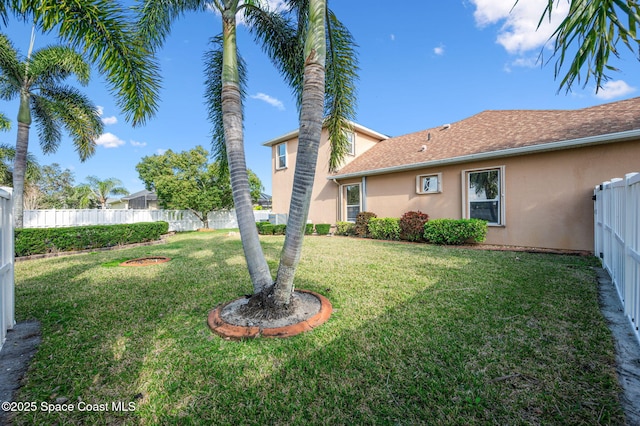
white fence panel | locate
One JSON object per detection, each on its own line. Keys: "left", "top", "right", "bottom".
{"left": 595, "top": 173, "right": 640, "bottom": 345}
{"left": 23, "top": 208, "right": 274, "bottom": 232}
{"left": 0, "top": 187, "right": 15, "bottom": 352}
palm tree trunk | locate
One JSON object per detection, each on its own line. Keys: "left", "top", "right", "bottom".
{"left": 12, "top": 122, "right": 30, "bottom": 228}
{"left": 221, "top": 7, "right": 272, "bottom": 294}
{"left": 271, "top": 0, "right": 326, "bottom": 306}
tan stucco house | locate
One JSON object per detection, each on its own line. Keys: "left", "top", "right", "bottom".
{"left": 264, "top": 97, "right": 640, "bottom": 252}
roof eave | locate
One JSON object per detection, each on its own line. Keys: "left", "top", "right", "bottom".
{"left": 262, "top": 121, "right": 390, "bottom": 147}
{"left": 329, "top": 129, "right": 640, "bottom": 180}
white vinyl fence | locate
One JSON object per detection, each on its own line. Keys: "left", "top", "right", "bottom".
{"left": 594, "top": 172, "right": 640, "bottom": 344}
{"left": 23, "top": 208, "right": 274, "bottom": 232}
{"left": 0, "top": 187, "right": 15, "bottom": 352}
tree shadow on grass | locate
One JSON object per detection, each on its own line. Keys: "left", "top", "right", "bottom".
{"left": 10, "top": 235, "right": 624, "bottom": 425}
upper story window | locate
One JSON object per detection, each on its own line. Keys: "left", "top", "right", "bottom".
{"left": 416, "top": 173, "right": 442, "bottom": 194}
{"left": 276, "top": 143, "right": 287, "bottom": 169}
{"left": 345, "top": 131, "right": 355, "bottom": 156}
{"left": 463, "top": 166, "right": 505, "bottom": 225}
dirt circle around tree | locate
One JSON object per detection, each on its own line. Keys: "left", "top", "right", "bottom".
{"left": 119, "top": 256, "right": 171, "bottom": 267}
{"left": 208, "top": 290, "right": 332, "bottom": 339}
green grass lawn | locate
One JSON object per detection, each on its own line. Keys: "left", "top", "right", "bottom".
{"left": 11, "top": 231, "right": 624, "bottom": 425}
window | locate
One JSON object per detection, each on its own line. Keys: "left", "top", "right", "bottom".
{"left": 276, "top": 143, "right": 287, "bottom": 169}
{"left": 416, "top": 173, "right": 441, "bottom": 194}
{"left": 464, "top": 167, "right": 504, "bottom": 225}
{"left": 345, "top": 131, "right": 355, "bottom": 156}
{"left": 344, "top": 184, "right": 361, "bottom": 222}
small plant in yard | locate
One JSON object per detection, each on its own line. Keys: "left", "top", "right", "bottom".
{"left": 315, "top": 223, "right": 331, "bottom": 235}
{"left": 399, "top": 210, "right": 429, "bottom": 242}
{"left": 367, "top": 217, "right": 400, "bottom": 240}
{"left": 335, "top": 221, "right": 355, "bottom": 236}
{"left": 11, "top": 232, "right": 624, "bottom": 425}
{"left": 305, "top": 223, "right": 314, "bottom": 235}
{"left": 354, "top": 211, "right": 376, "bottom": 237}
{"left": 423, "top": 218, "right": 487, "bottom": 245}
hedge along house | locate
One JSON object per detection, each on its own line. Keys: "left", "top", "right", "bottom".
{"left": 264, "top": 97, "right": 640, "bottom": 252}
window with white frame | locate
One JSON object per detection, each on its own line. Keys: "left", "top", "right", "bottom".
{"left": 463, "top": 166, "right": 504, "bottom": 225}
{"left": 276, "top": 143, "right": 287, "bottom": 169}
{"left": 344, "top": 184, "right": 361, "bottom": 222}
{"left": 416, "top": 173, "right": 441, "bottom": 194}
{"left": 345, "top": 131, "right": 355, "bottom": 156}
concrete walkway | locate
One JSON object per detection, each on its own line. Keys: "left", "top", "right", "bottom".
{"left": 596, "top": 268, "right": 640, "bottom": 426}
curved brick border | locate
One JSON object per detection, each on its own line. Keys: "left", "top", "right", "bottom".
{"left": 119, "top": 256, "right": 171, "bottom": 267}
{"left": 208, "top": 290, "right": 332, "bottom": 340}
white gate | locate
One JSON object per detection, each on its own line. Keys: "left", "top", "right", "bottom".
{"left": 0, "top": 187, "right": 15, "bottom": 351}
{"left": 594, "top": 173, "right": 640, "bottom": 345}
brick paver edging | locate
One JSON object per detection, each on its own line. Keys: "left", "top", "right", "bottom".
{"left": 208, "top": 290, "right": 332, "bottom": 340}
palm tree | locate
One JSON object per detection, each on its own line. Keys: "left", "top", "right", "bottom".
{"left": 0, "top": 112, "right": 9, "bottom": 130}
{"left": 1, "top": 0, "right": 160, "bottom": 126}
{"left": 81, "top": 175, "right": 128, "bottom": 209}
{"left": 539, "top": 0, "right": 640, "bottom": 91}
{"left": 0, "top": 32, "right": 103, "bottom": 227}
{"left": 0, "top": 143, "right": 40, "bottom": 186}
{"left": 137, "top": 0, "right": 357, "bottom": 314}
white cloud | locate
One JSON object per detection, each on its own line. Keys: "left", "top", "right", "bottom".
{"left": 130, "top": 140, "right": 147, "bottom": 148}
{"left": 390, "top": 34, "right": 396, "bottom": 42}
{"left": 433, "top": 44, "right": 445, "bottom": 56}
{"left": 251, "top": 92, "right": 285, "bottom": 110}
{"left": 156, "top": 148, "right": 167, "bottom": 155}
{"left": 102, "top": 116, "right": 118, "bottom": 125}
{"left": 207, "top": 1, "right": 289, "bottom": 26}
{"left": 96, "top": 105, "right": 117, "bottom": 125}
{"left": 96, "top": 132, "right": 125, "bottom": 148}
{"left": 471, "top": 0, "right": 569, "bottom": 54}
{"left": 595, "top": 80, "right": 636, "bottom": 100}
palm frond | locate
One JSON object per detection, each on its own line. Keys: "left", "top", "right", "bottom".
{"left": 29, "top": 45, "right": 91, "bottom": 85}
{"left": 29, "top": 0, "right": 161, "bottom": 125}
{"left": 0, "top": 112, "right": 10, "bottom": 131}
{"left": 134, "top": 0, "right": 208, "bottom": 52}
{"left": 244, "top": 4, "right": 303, "bottom": 104}
{"left": 29, "top": 94, "right": 62, "bottom": 154}
{"left": 0, "top": 142, "right": 41, "bottom": 184}
{"left": 324, "top": 8, "right": 358, "bottom": 172}
{"left": 0, "top": 33, "right": 26, "bottom": 92}
{"left": 40, "top": 85, "right": 102, "bottom": 161}
{"left": 543, "top": 0, "right": 640, "bottom": 91}
{"left": 204, "top": 34, "right": 248, "bottom": 173}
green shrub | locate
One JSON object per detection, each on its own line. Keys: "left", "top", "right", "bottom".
{"left": 354, "top": 212, "right": 377, "bottom": 237}
{"left": 335, "top": 221, "right": 356, "bottom": 236}
{"left": 261, "top": 224, "right": 274, "bottom": 235}
{"left": 368, "top": 218, "right": 401, "bottom": 240}
{"left": 14, "top": 221, "right": 169, "bottom": 257}
{"left": 305, "top": 223, "right": 314, "bottom": 235}
{"left": 423, "top": 219, "right": 488, "bottom": 245}
{"left": 400, "top": 211, "right": 429, "bottom": 242}
{"left": 315, "top": 224, "right": 331, "bottom": 235}
{"left": 273, "top": 224, "right": 286, "bottom": 235}
{"left": 256, "top": 221, "right": 273, "bottom": 235}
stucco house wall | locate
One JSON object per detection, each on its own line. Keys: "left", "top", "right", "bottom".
{"left": 350, "top": 139, "right": 640, "bottom": 251}
{"left": 265, "top": 123, "right": 388, "bottom": 225}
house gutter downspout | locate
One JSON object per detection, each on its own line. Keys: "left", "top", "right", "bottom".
{"left": 361, "top": 177, "right": 367, "bottom": 213}
{"left": 331, "top": 178, "right": 341, "bottom": 222}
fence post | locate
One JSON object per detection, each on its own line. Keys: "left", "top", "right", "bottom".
{"left": 0, "top": 187, "right": 15, "bottom": 352}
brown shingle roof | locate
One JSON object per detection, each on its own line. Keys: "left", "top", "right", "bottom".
{"left": 334, "top": 97, "right": 640, "bottom": 178}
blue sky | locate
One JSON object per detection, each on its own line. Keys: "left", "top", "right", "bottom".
{"left": 2, "top": 0, "right": 639, "bottom": 197}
